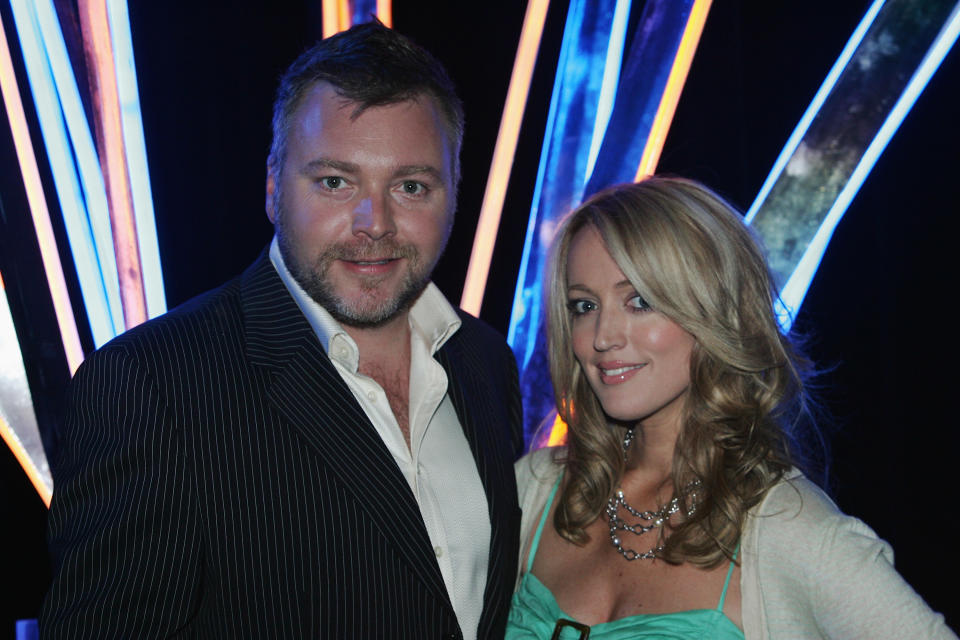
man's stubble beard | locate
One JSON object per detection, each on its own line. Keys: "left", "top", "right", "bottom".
{"left": 274, "top": 202, "right": 446, "bottom": 329}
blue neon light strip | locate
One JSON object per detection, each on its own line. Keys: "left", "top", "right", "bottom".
{"left": 507, "top": 0, "right": 622, "bottom": 365}
{"left": 32, "top": 0, "right": 124, "bottom": 336}
{"left": 9, "top": 0, "right": 123, "bottom": 347}
{"left": 108, "top": 0, "right": 167, "bottom": 319}
{"left": 506, "top": 0, "right": 627, "bottom": 437}
{"left": 743, "top": 0, "right": 959, "bottom": 331}
{"left": 743, "top": 0, "right": 885, "bottom": 226}
{"left": 584, "top": 0, "right": 631, "bottom": 180}
{"left": 583, "top": 0, "right": 696, "bottom": 194}
{"left": 778, "top": 2, "right": 960, "bottom": 326}
{"left": 351, "top": 0, "right": 378, "bottom": 25}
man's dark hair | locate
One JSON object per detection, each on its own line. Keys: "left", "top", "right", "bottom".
{"left": 268, "top": 20, "right": 464, "bottom": 184}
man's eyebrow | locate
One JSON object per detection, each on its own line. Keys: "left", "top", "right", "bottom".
{"left": 302, "top": 158, "right": 359, "bottom": 173}
{"left": 394, "top": 165, "right": 444, "bottom": 181}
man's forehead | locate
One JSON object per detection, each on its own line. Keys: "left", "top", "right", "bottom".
{"left": 299, "top": 81, "right": 435, "bottom": 122}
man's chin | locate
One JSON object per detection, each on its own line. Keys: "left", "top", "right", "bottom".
{"left": 328, "top": 303, "right": 404, "bottom": 329}
{"left": 311, "top": 282, "right": 429, "bottom": 329}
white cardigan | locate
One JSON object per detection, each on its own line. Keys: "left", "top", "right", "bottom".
{"left": 516, "top": 447, "right": 956, "bottom": 639}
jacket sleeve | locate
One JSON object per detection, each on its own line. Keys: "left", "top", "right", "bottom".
{"left": 504, "top": 343, "right": 524, "bottom": 461}
{"left": 39, "top": 346, "right": 201, "bottom": 638}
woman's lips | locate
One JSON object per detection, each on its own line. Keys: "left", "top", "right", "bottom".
{"left": 597, "top": 362, "right": 645, "bottom": 384}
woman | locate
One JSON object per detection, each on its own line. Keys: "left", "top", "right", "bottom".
{"left": 506, "top": 177, "right": 954, "bottom": 639}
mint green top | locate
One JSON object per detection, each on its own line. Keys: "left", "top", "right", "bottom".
{"left": 505, "top": 475, "right": 744, "bottom": 639}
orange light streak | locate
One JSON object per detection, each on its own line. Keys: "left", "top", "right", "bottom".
{"left": 376, "top": 0, "right": 392, "bottom": 27}
{"left": 322, "top": 0, "right": 354, "bottom": 38}
{"left": 0, "top": 414, "right": 52, "bottom": 507}
{"left": 322, "top": 0, "right": 339, "bottom": 38}
{"left": 79, "top": 0, "right": 148, "bottom": 330}
{"left": 340, "top": 0, "right": 352, "bottom": 32}
{"left": 0, "top": 270, "right": 53, "bottom": 506}
{"left": 546, "top": 413, "right": 567, "bottom": 447}
{"left": 460, "top": 0, "right": 551, "bottom": 315}
{"left": 635, "top": 0, "right": 712, "bottom": 180}
{"left": 0, "top": 11, "right": 84, "bottom": 374}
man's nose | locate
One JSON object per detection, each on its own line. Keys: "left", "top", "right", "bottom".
{"left": 351, "top": 194, "right": 396, "bottom": 240}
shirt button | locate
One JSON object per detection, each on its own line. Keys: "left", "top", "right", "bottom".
{"left": 338, "top": 347, "right": 348, "bottom": 358}
{"left": 434, "top": 546, "right": 443, "bottom": 558}
{"left": 366, "top": 390, "right": 376, "bottom": 401}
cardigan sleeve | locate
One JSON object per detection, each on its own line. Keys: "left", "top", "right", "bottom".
{"left": 514, "top": 446, "right": 564, "bottom": 591}
{"left": 743, "top": 473, "right": 956, "bottom": 639}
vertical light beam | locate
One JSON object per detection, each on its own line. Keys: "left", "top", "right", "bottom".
{"left": 107, "top": 0, "right": 166, "bottom": 320}
{"left": 376, "top": 0, "right": 392, "bottom": 28}
{"left": 32, "top": 0, "right": 124, "bottom": 336}
{"left": 0, "top": 9, "right": 84, "bottom": 374}
{"left": 10, "top": 0, "right": 124, "bottom": 347}
{"left": 79, "top": 0, "right": 148, "bottom": 330}
{"left": 584, "top": 0, "right": 631, "bottom": 181}
{"left": 460, "top": 0, "right": 551, "bottom": 315}
{"left": 582, "top": 0, "right": 704, "bottom": 195}
{"left": 635, "top": 0, "right": 712, "bottom": 179}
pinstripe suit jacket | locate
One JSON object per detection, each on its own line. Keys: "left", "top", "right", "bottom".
{"left": 40, "top": 251, "right": 523, "bottom": 639}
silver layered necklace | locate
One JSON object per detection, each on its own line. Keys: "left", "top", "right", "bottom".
{"left": 606, "top": 427, "right": 700, "bottom": 561}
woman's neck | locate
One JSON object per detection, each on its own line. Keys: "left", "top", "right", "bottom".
{"left": 622, "top": 416, "right": 681, "bottom": 491}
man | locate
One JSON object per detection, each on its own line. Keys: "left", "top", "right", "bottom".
{"left": 40, "top": 22, "right": 522, "bottom": 639}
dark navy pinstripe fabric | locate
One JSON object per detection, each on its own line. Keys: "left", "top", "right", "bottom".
{"left": 40, "top": 251, "right": 523, "bottom": 639}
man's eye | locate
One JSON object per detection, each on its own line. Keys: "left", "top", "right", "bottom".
{"left": 319, "top": 176, "right": 344, "bottom": 190}
{"left": 400, "top": 181, "right": 426, "bottom": 196}
{"left": 567, "top": 299, "right": 596, "bottom": 315}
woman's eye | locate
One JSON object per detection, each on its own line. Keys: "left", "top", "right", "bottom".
{"left": 319, "top": 176, "right": 345, "bottom": 190}
{"left": 627, "top": 294, "right": 650, "bottom": 311}
{"left": 567, "top": 299, "right": 597, "bottom": 315}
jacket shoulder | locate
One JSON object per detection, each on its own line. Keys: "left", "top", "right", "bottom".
{"left": 453, "top": 310, "right": 510, "bottom": 349}
{"left": 95, "top": 276, "right": 243, "bottom": 354}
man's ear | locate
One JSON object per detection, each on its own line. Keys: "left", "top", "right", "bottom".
{"left": 265, "top": 164, "right": 278, "bottom": 224}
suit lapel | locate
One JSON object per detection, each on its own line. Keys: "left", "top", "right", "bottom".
{"left": 239, "top": 253, "right": 452, "bottom": 607}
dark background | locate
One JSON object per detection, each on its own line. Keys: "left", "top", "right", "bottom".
{"left": 1, "top": 0, "right": 957, "bottom": 632}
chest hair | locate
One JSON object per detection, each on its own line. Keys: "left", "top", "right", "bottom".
{"left": 361, "top": 361, "right": 411, "bottom": 447}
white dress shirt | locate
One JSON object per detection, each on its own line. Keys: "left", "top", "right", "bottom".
{"left": 270, "top": 238, "right": 490, "bottom": 640}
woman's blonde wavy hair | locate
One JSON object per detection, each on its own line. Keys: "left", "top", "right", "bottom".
{"left": 547, "top": 176, "right": 812, "bottom": 568}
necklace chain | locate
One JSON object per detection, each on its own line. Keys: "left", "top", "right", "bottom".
{"left": 607, "top": 427, "right": 700, "bottom": 561}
